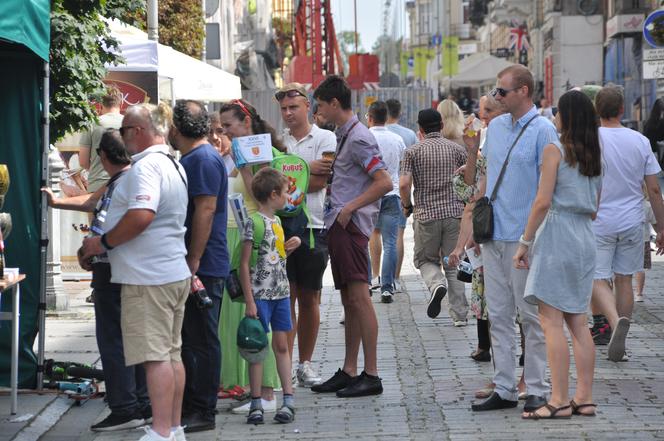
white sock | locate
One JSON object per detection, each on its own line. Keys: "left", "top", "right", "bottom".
{"left": 171, "top": 426, "right": 183, "bottom": 433}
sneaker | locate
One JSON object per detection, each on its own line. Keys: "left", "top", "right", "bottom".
{"left": 336, "top": 371, "right": 383, "bottom": 398}
{"left": 381, "top": 291, "right": 394, "bottom": 304}
{"left": 370, "top": 276, "right": 381, "bottom": 291}
{"left": 608, "top": 317, "right": 630, "bottom": 362}
{"left": 172, "top": 426, "right": 186, "bottom": 441}
{"left": 591, "top": 323, "right": 611, "bottom": 346}
{"left": 90, "top": 412, "right": 145, "bottom": 432}
{"left": 426, "top": 285, "right": 447, "bottom": 318}
{"left": 85, "top": 292, "right": 95, "bottom": 304}
{"left": 231, "top": 398, "right": 276, "bottom": 414}
{"left": 138, "top": 427, "right": 175, "bottom": 441}
{"left": 297, "top": 361, "right": 322, "bottom": 387}
{"left": 311, "top": 368, "right": 354, "bottom": 393}
{"left": 181, "top": 412, "right": 215, "bottom": 433}
{"left": 393, "top": 278, "right": 404, "bottom": 293}
{"left": 453, "top": 319, "right": 467, "bottom": 327}
{"left": 635, "top": 294, "right": 644, "bottom": 302}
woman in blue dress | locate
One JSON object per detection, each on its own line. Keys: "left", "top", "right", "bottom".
{"left": 513, "top": 90, "right": 602, "bottom": 419}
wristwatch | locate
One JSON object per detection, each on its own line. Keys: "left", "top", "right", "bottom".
{"left": 100, "top": 233, "right": 115, "bottom": 251}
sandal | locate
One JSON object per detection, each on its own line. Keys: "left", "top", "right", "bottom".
{"left": 522, "top": 403, "right": 572, "bottom": 420}
{"left": 273, "top": 404, "right": 295, "bottom": 424}
{"left": 246, "top": 408, "right": 264, "bottom": 425}
{"left": 570, "top": 400, "right": 597, "bottom": 416}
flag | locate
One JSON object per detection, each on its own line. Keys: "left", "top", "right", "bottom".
{"left": 508, "top": 25, "right": 530, "bottom": 51}
{"left": 441, "top": 36, "right": 459, "bottom": 77}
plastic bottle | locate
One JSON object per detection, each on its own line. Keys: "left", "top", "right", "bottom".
{"left": 443, "top": 256, "right": 473, "bottom": 274}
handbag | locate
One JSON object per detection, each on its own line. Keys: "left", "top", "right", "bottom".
{"left": 472, "top": 114, "right": 539, "bottom": 243}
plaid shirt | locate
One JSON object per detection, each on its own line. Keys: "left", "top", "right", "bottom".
{"left": 400, "top": 132, "right": 467, "bottom": 221}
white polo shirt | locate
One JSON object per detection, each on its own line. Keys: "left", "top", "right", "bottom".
{"left": 283, "top": 124, "right": 336, "bottom": 229}
{"left": 104, "top": 144, "right": 191, "bottom": 285}
{"left": 369, "top": 126, "right": 406, "bottom": 197}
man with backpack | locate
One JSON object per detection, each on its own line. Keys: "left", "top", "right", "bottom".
{"left": 277, "top": 83, "right": 337, "bottom": 387}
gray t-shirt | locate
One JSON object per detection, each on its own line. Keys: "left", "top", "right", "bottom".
{"left": 323, "top": 115, "right": 387, "bottom": 238}
{"left": 80, "top": 112, "right": 124, "bottom": 192}
{"left": 242, "top": 213, "right": 289, "bottom": 301}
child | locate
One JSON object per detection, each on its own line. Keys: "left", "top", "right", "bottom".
{"left": 239, "top": 168, "right": 301, "bottom": 425}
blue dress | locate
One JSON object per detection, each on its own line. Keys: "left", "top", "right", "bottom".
{"left": 524, "top": 142, "right": 602, "bottom": 313}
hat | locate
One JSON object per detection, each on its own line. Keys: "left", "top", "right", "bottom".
{"left": 417, "top": 108, "right": 442, "bottom": 129}
{"left": 275, "top": 83, "right": 309, "bottom": 101}
{"left": 237, "top": 317, "right": 268, "bottom": 363}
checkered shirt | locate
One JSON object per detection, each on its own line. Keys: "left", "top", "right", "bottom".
{"left": 400, "top": 132, "right": 467, "bottom": 221}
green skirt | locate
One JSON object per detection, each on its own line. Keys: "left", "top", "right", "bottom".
{"left": 219, "top": 227, "right": 281, "bottom": 389}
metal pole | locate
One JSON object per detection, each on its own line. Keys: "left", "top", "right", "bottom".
{"left": 354, "top": 0, "right": 358, "bottom": 53}
{"left": 37, "top": 61, "right": 50, "bottom": 391}
{"left": 10, "top": 284, "right": 19, "bottom": 413}
{"left": 147, "top": 0, "right": 159, "bottom": 41}
{"left": 201, "top": 0, "right": 206, "bottom": 61}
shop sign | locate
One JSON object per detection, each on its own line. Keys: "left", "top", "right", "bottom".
{"left": 606, "top": 14, "right": 644, "bottom": 39}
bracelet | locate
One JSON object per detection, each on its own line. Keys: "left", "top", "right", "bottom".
{"left": 519, "top": 234, "right": 533, "bottom": 247}
{"left": 100, "top": 234, "right": 115, "bottom": 251}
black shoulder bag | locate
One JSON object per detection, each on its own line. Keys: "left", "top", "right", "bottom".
{"left": 472, "top": 114, "right": 539, "bottom": 243}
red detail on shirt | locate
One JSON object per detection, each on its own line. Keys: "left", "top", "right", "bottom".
{"left": 365, "top": 157, "right": 381, "bottom": 173}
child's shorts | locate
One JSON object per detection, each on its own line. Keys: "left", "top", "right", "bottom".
{"left": 255, "top": 297, "right": 292, "bottom": 333}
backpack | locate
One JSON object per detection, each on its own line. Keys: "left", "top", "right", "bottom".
{"left": 226, "top": 212, "right": 271, "bottom": 303}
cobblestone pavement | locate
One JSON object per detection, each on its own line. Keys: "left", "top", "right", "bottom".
{"left": 4, "top": 225, "right": 664, "bottom": 440}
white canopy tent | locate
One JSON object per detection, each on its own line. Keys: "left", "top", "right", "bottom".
{"left": 107, "top": 20, "right": 241, "bottom": 102}
{"left": 440, "top": 52, "right": 515, "bottom": 89}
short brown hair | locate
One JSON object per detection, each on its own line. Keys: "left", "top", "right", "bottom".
{"left": 498, "top": 65, "right": 534, "bottom": 98}
{"left": 595, "top": 85, "right": 624, "bottom": 119}
{"left": 102, "top": 85, "right": 123, "bottom": 108}
{"left": 251, "top": 168, "right": 289, "bottom": 203}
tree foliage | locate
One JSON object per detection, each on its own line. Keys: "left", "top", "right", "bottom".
{"left": 49, "top": 0, "right": 144, "bottom": 142}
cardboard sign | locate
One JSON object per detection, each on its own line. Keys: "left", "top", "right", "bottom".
{"left": 231, "top": 134, "right": 273, "bottom": 167}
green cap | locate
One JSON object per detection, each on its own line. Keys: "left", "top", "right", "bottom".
{"left": 237, "top": 317, "right": 268, "bottom": 363}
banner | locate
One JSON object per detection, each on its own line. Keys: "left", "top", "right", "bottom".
{"left": 442, "top": 36, "right": 459, "bottom": 77}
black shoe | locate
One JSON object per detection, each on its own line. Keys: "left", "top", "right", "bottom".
{"left": 523, "top": 395, "right": 547, "bottom": 412}
{"left": 182, "top": 412, "right": 215, "bottom": 433}
{"left": 311, "top": 368, "right": 354, "bottom": 393}
{"left": 471, "top": 392, "right": 518, "bottom": 411}
{"left": 470, "top": 349, "right": 491, "bottom": 362}
{"left": 90, "top": 412, "right": 145, "bottom": 432}
{"left": 426, "top": 285, "right": 447, "bottom": 318}
{"left": 381, "top": 291, "right": 394, "bottom": 304}
{"left": 336, "top": 371, "right": 383, "bottom": 398}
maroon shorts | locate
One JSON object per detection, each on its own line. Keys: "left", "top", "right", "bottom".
{"left": 327, "top": 220, "right": 369, "bottom": 289}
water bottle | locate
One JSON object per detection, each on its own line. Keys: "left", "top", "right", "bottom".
{"left": 443, "top": 256, "right": 473, "bottom": 274}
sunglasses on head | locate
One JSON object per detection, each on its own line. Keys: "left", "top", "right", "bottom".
{"left": 275, "top": 89, "right": 307, "bottom": 101}
{"left": 231, "top": 99, "right": 253, "bottom": 118}
{"left": 491, "top": 87, "right": 519, "bottom": 98}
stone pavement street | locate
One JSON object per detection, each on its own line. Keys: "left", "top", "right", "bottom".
{"left": 3, "top": 224, "right": 664, "bottom": 440}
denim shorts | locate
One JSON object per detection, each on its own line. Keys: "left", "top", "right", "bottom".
{"left": 594, "top": 224, "right": 644, "bottom": 279}
{"left": 255, "top": 297, "right": 292, "bottom": 333}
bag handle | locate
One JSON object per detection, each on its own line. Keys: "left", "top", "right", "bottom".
{"left": 489, "top": 114, "right": 539, "bottom": 202}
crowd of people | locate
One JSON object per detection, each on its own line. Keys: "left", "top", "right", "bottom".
{"left": 42, "top": 64, "right": 664, "bottom": 440}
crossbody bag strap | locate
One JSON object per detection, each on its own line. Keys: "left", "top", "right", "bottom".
{"left": 328, "top": 120, "right": 360, "bottom": 186}
{"left": 157, "top": 151, "right": 187, "bottom": 188}
{"left": 489, "top": 114, "right": 539, "bottom": 201}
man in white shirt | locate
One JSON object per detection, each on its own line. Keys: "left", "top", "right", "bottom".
{"left": 590, "top": 86, "right": 664, "bottom": 362}
{"left": 81, "top": 103, "right": 191, "bottom": 441}
{"left": 367, "top": 101, "right": 407, "bottom": 304}
{"left": 277, "top": 83, "right": 337, "bottom": 387}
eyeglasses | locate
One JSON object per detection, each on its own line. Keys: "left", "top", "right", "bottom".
{"left": 119, "top": 126, "right": 142, "bottom": 136}
{"left": 275, "top": 89, "right": 307, "bottom": 101}
{"left": 231, "top": 99, "right": 253, "bottom": 118}
{"left": 491, "top": 87, "right": 519, "bottom": 98}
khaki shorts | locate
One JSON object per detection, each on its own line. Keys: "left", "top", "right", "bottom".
{"left": 121, "top": 279, "right": 189, "bottom": 366}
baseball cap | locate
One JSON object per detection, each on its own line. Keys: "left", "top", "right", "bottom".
{"left": 417, "top": 108, "right": 442, "bottom": 129}
{"left": 237, "top": 317, "right": 268, "bottom": 363}
{"left": 275, "top": 83, "right": 309, "bottom": 101}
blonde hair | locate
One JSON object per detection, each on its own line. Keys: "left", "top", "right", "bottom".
{"left": 437, "top": 99, "right": 464, "bottom": 141}
{"left": 125, "top": 102, "right": 173, "bottom": 137}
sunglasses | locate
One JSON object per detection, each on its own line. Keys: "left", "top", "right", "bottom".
{"left": 275, "top": 89, "right": 307, "bottom": 101}
{"left": 491, "top": 87, "right": 519, "bottom": 98}
{"left": 231, "top": 99, "right": 253, "bottom": 118}
{"left": 119, "top": 126, "right": 142, "bottom": 136}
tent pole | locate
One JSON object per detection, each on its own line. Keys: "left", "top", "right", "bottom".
{"left": 37, "top": 61, "right": 49, "bottom": 391}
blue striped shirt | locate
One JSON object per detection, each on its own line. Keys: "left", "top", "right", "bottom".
{"left": 484, "top": 106, "right": 559, "bottom": 241}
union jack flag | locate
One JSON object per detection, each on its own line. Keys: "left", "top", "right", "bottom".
{"left": 508, "top": 25, "right": 530, "bottom": 51}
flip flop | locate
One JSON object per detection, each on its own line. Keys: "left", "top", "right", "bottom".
{"left": 522, "top": 403, "right": 572, "bottom": 420}
{"left": 570, "top": 400, "right": 597, "bottom": 416}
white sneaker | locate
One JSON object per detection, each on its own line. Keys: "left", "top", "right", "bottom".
{"left": 172, "top": 426, "right": 186, "bottom": 441}
{"left": 635, "top": 294, "right": 644, "bottom": 302}
{"left": 231, "top": 398, "right": 277, "bottom": 414}
{"left": 381, "top": 291, "right": 394, "bottom": 304}
{"left": 370, "top": 276, "right": 381, "bottom": 290}
{"left": 453, "top": 319, "right": 468, "bottom": 327}
{"left": 138, "top": 427, "right": 175, "bottom": 441}
{"left": 297, "top": 361, "right": 322, "bottom": 387}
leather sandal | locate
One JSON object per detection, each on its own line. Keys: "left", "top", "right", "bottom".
{"left": 522, "top": 403, "right": 572, "bottom": 420}
{"left": 570, "top": 400, "right": 597, "bottom": 416}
